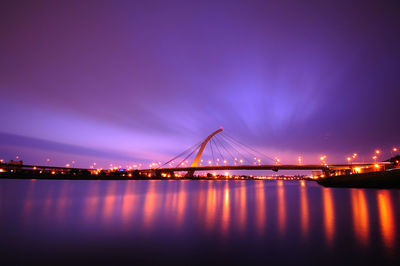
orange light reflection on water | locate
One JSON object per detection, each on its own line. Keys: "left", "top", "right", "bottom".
{"left": 103, "top": 181, "right": 117, "bottom": 224}
{"left": 300, "top": 181, "right": 309, "bottom": 239}
{"left": 277, "top": 180, "right": 286, "bottom": 236}
{"left": 239, "top": 181, "right": 247, "bottom": 233}
{"left": 84, "top": 182, "right": 99, "bottom": 222}
{"left": 205, "top": 181, "right": 217, "bottom": 231}
{"left": 255, "top": 181, "right": 266, "bottom": 235}
{"left": 143, "top": 181, "right": 157, "bottom": 230}
{"left": 177, "top": 181, "right": 187, "bottom": 226}
{"left": 121, "top": 182, "right": 137, "bottom": 227}
{"left": 322, "top": 188, "right": 335, "bottom": 245}
{"left": 221, "top": 181, "right": 230, "bottom": 236}
{"left": 351, "top": 189, "right": 369, "bottom": 246}
{"left": 377, "top": 190, "right": 396, "bottom": 249}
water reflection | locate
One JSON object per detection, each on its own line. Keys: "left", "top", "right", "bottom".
{"left": 221, "top": 181, "right": 230, "bottom": 236}
{"left": 121, "top": 182, "right": 136, "bottom": 227}
{"left": 0, "top": 179, "right": 398, "bottom": 264}
{"left": 277, "top": 180, "right": 286, "bottom": 236}
{"left": 299, "top": 180, "right": 309, "bottom": 240}
{"left": 377, "top": 190, "right": 396, "bottom": 249}
{"left": 143, "top": 181, "right": 157, "bottom": 230}
{"left": 351, "top": 189, "right": 369, "bottom": 246}
{"left": 255, "top": 181, "right": 266, "bottom": 235}
{"left": 103, "top": 181, "right": 117, "bottom": 224}
{"left": 322, "top": 188, "right": 335, "bottom": 245}
{"left": 177, "top": 181, "right": 187, "bottom": 226}
{"left": 239, "top": 181, "right": 247, "bottom": 233}
{"left": 205, "top": 181, "right": 217, "bottom": 231}
{"left": 22, "top": 180, "right": 35, "bottom": 225}
{"left": 56, "top": 181, "right": 69, "bottom": 222}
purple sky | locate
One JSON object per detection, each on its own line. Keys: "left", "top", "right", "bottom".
{"left": 1, "top": 0, "right": 400, "bottom": 168}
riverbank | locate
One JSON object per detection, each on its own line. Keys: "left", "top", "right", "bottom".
{"left": 317, "top": 169, "right": 400, "bottom": 188}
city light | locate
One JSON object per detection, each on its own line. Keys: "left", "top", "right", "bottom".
{"left": 298, "top": 156, "right": 302, "bottom": 165}
{"left": 319, "top": 155, "right": 327, "bottom": 165}
{"left": 375, "top": 149, "right": 381, "bottom": 155}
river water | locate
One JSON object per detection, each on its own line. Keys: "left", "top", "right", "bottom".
{"left": 0, "top": 179, "right": 399, "bottom": 265}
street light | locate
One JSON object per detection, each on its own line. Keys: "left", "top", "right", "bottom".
{"left": 298, "top": 156, "right": 302, "bottom": 165}
{"left": 319, "top": 155, "right": 327, "bottom": 165}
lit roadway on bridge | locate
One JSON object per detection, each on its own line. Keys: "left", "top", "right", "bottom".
{"left": 141, "top": 162, "right": 391, "bottom": 173}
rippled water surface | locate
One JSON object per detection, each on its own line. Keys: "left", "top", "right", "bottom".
{"left": 0, "top": 179, "right": 399, "bottom": 265}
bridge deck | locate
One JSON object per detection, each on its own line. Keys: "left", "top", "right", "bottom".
{"left": 142, "top": 162, "right": 391, "bottom": 172}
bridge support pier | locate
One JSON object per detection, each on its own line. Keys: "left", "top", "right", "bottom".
{"left": 152, "top": 169, "right": 161, "bottom": 178}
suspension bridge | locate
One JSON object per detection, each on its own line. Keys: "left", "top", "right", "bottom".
{"left": 0, "top": 128, "right": 393, "bottom": 179}
{"left": 140, "top": 128, "right": 392, "bottom": 178}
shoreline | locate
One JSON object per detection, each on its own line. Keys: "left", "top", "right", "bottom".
{"left": 317, "top": 169, "right": 400, "bottom": 189}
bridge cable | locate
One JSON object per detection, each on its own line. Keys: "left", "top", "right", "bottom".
{"left": 211, "top": 138, "right": 225, "bottom": 162}
{"left": 158, "top": 140, "right": 203, "bottom": 169}
{"left": 222, "top": 132, "right": 275, "bottom": 163}
{"left": 175, "top": 143, "right": 202, "bottom": 168}
{"left": 209, "top": 138, "right": 216, "bottom": 165}
{"left": 220, "top": 134, "right": 264, "bottom": 164}
{"left": 226, "top": 135, "right": 254, "bottom": 164}
{"left": 217, "top": 134, "right": 254, "bottom": 163}
{"left": 214, "top": 134, "right": 248, "bottom": 164}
